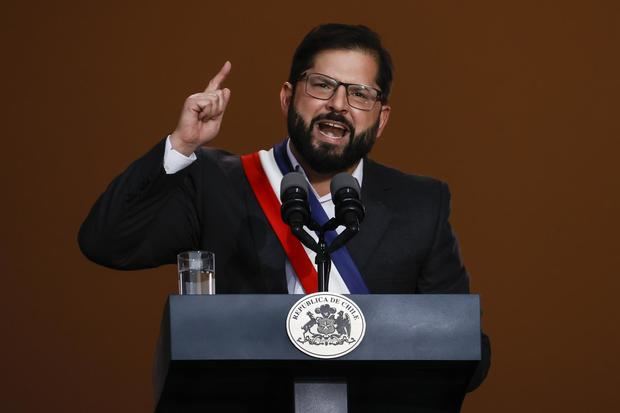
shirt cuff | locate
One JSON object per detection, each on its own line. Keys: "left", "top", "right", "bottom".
{"left": 164, "top": 135, "right": 197, "bottom": 174}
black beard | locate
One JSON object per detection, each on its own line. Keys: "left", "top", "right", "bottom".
{"left": 287, "top": 105, "right": 379, "bottom": 174}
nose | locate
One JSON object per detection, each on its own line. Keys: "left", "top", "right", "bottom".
{"left": 327, "top": 85, "right": 349, "bottom": 113}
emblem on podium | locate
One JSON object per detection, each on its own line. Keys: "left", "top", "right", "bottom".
{"left": 286, "top": 292, "right": 366, "bottom": 359}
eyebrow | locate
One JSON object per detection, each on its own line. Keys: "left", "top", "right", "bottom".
{"left": 307, "top": 72, "right": 380, "bottom": 92}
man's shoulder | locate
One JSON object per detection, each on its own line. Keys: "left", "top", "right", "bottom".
{"left": 365, "top": 158, "right": 447, "bottom": 193}
{"left": 191, "top": 146, "right": 250, "bottom": 180}
{"left": 196, "top": 146, "right": 240, "bottom": 166}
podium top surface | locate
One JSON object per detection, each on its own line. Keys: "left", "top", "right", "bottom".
{"left": 162, "top": 294, "right": 481, "bottom": 362}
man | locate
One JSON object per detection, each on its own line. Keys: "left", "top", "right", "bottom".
{"left": 79, "top": 23, "right": 489, "bottom": 389}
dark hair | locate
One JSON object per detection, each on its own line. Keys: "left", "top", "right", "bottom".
{"left": 288, "top": 23, "right": 394, "bottom": 102}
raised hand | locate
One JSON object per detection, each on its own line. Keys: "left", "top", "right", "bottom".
{"left": 170, "top": 61, "right": 232, "bottom": 155}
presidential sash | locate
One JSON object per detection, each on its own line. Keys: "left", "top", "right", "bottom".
{"left": 241, "top": 151, "right": 318, "bottom": 293}
{"left": 241, "top": 141, "right": 369, "bottom": 294}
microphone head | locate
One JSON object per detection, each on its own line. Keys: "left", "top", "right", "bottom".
{"left": 280, "top": 172, "right": 311, "bottom": 228}
{"left": 280, "top": 172, "right": 308, "bottom": 201}
{"left": 330, "top": 172, "right": 361, "bottom": 199}
{"left": 330, "top": 172, "right": 364, "bottom": 226}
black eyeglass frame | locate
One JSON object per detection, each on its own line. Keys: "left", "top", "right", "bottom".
{"left": 296, "top": 72, "right": 384, "bottom": 111}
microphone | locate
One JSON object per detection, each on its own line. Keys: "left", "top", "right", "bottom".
{"left": 280, "top": 172, "right": 311, "bottom": 229}
{"left": 330, "top": 172, "right": 365, "bottom": 231}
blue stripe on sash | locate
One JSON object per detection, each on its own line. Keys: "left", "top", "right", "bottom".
{"left": 273, "top": 140, "right": 369, "bottom": 294}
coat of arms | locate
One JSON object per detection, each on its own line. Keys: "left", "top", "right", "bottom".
{"left": 286, "top": 293, "right": 366, "bottom": 359}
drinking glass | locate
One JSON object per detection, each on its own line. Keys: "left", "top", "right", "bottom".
{"left": 177, "top": 251, "right": 215, "bottom": 295}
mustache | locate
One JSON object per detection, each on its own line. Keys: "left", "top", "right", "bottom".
{"left": 310, "top": 112, "right": 354, "bottom": 133}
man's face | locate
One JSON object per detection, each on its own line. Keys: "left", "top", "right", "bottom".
{"left": 281, "top": 49, "right": 391, "bottom": 174}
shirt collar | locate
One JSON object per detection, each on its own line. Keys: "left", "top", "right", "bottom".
{"left": 285, "top": 138, "right": 364, "bottom": 203}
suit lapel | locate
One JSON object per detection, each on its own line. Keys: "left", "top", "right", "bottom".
{"left": 256, "top": 220, "right": 288, "bottom": 292}
{"left": 237, "top": 158, "right": 288, "bottom": 293}
{"left": 347, "top": 159, "right": 393, "bottom": 275}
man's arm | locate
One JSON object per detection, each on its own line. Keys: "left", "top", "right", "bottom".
{"left": 78, "top": 139, "right": 201, "bottom": 269}
{"left": 416, "top": 182, "right": 491, "bottom": 391}
{"left": 416, "top": 182, "right": 469, "bottom": 294}
{"left": 78, "top": 62, "right": 233, "bottom": 269}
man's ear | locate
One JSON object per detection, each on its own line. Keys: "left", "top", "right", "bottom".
{"left": 376, "top": 104, "right": 391, "bottom": 138}
{"left": 280, "top": 82, "right": 294, "bottom": 116}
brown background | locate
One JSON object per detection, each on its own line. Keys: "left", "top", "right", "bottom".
{"left": 2, "top": 0, "right": 619, "bottom": 411}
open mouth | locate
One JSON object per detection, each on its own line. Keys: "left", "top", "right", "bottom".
{"left": 316, "top": 121, "right": 350, "bottom": 139}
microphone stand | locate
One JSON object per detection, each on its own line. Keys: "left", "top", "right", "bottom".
{"left": 316, "top": 234, "right": 330, "bottom": 293}
{"left": 303, "top": 218, "right": 353, "bottom": 292}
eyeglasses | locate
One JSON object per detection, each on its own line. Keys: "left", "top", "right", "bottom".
{"left": 298, "top": 72, "right": 383, "bottom": 111}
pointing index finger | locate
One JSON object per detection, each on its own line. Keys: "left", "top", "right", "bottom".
{"left": 205, "top": 61, "right": 231, "bottom": 92}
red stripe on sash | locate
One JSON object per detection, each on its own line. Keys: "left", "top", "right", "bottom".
{"left": 241, "top": 152, "right": 318, "bottom": 293}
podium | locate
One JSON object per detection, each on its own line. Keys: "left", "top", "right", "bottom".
{"left": 154, "top": 294, "right": 481, "bottom": 413}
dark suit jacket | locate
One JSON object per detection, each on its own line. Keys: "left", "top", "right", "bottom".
{"left": 78, "top": 138, "right": 490, "bottom": 389}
